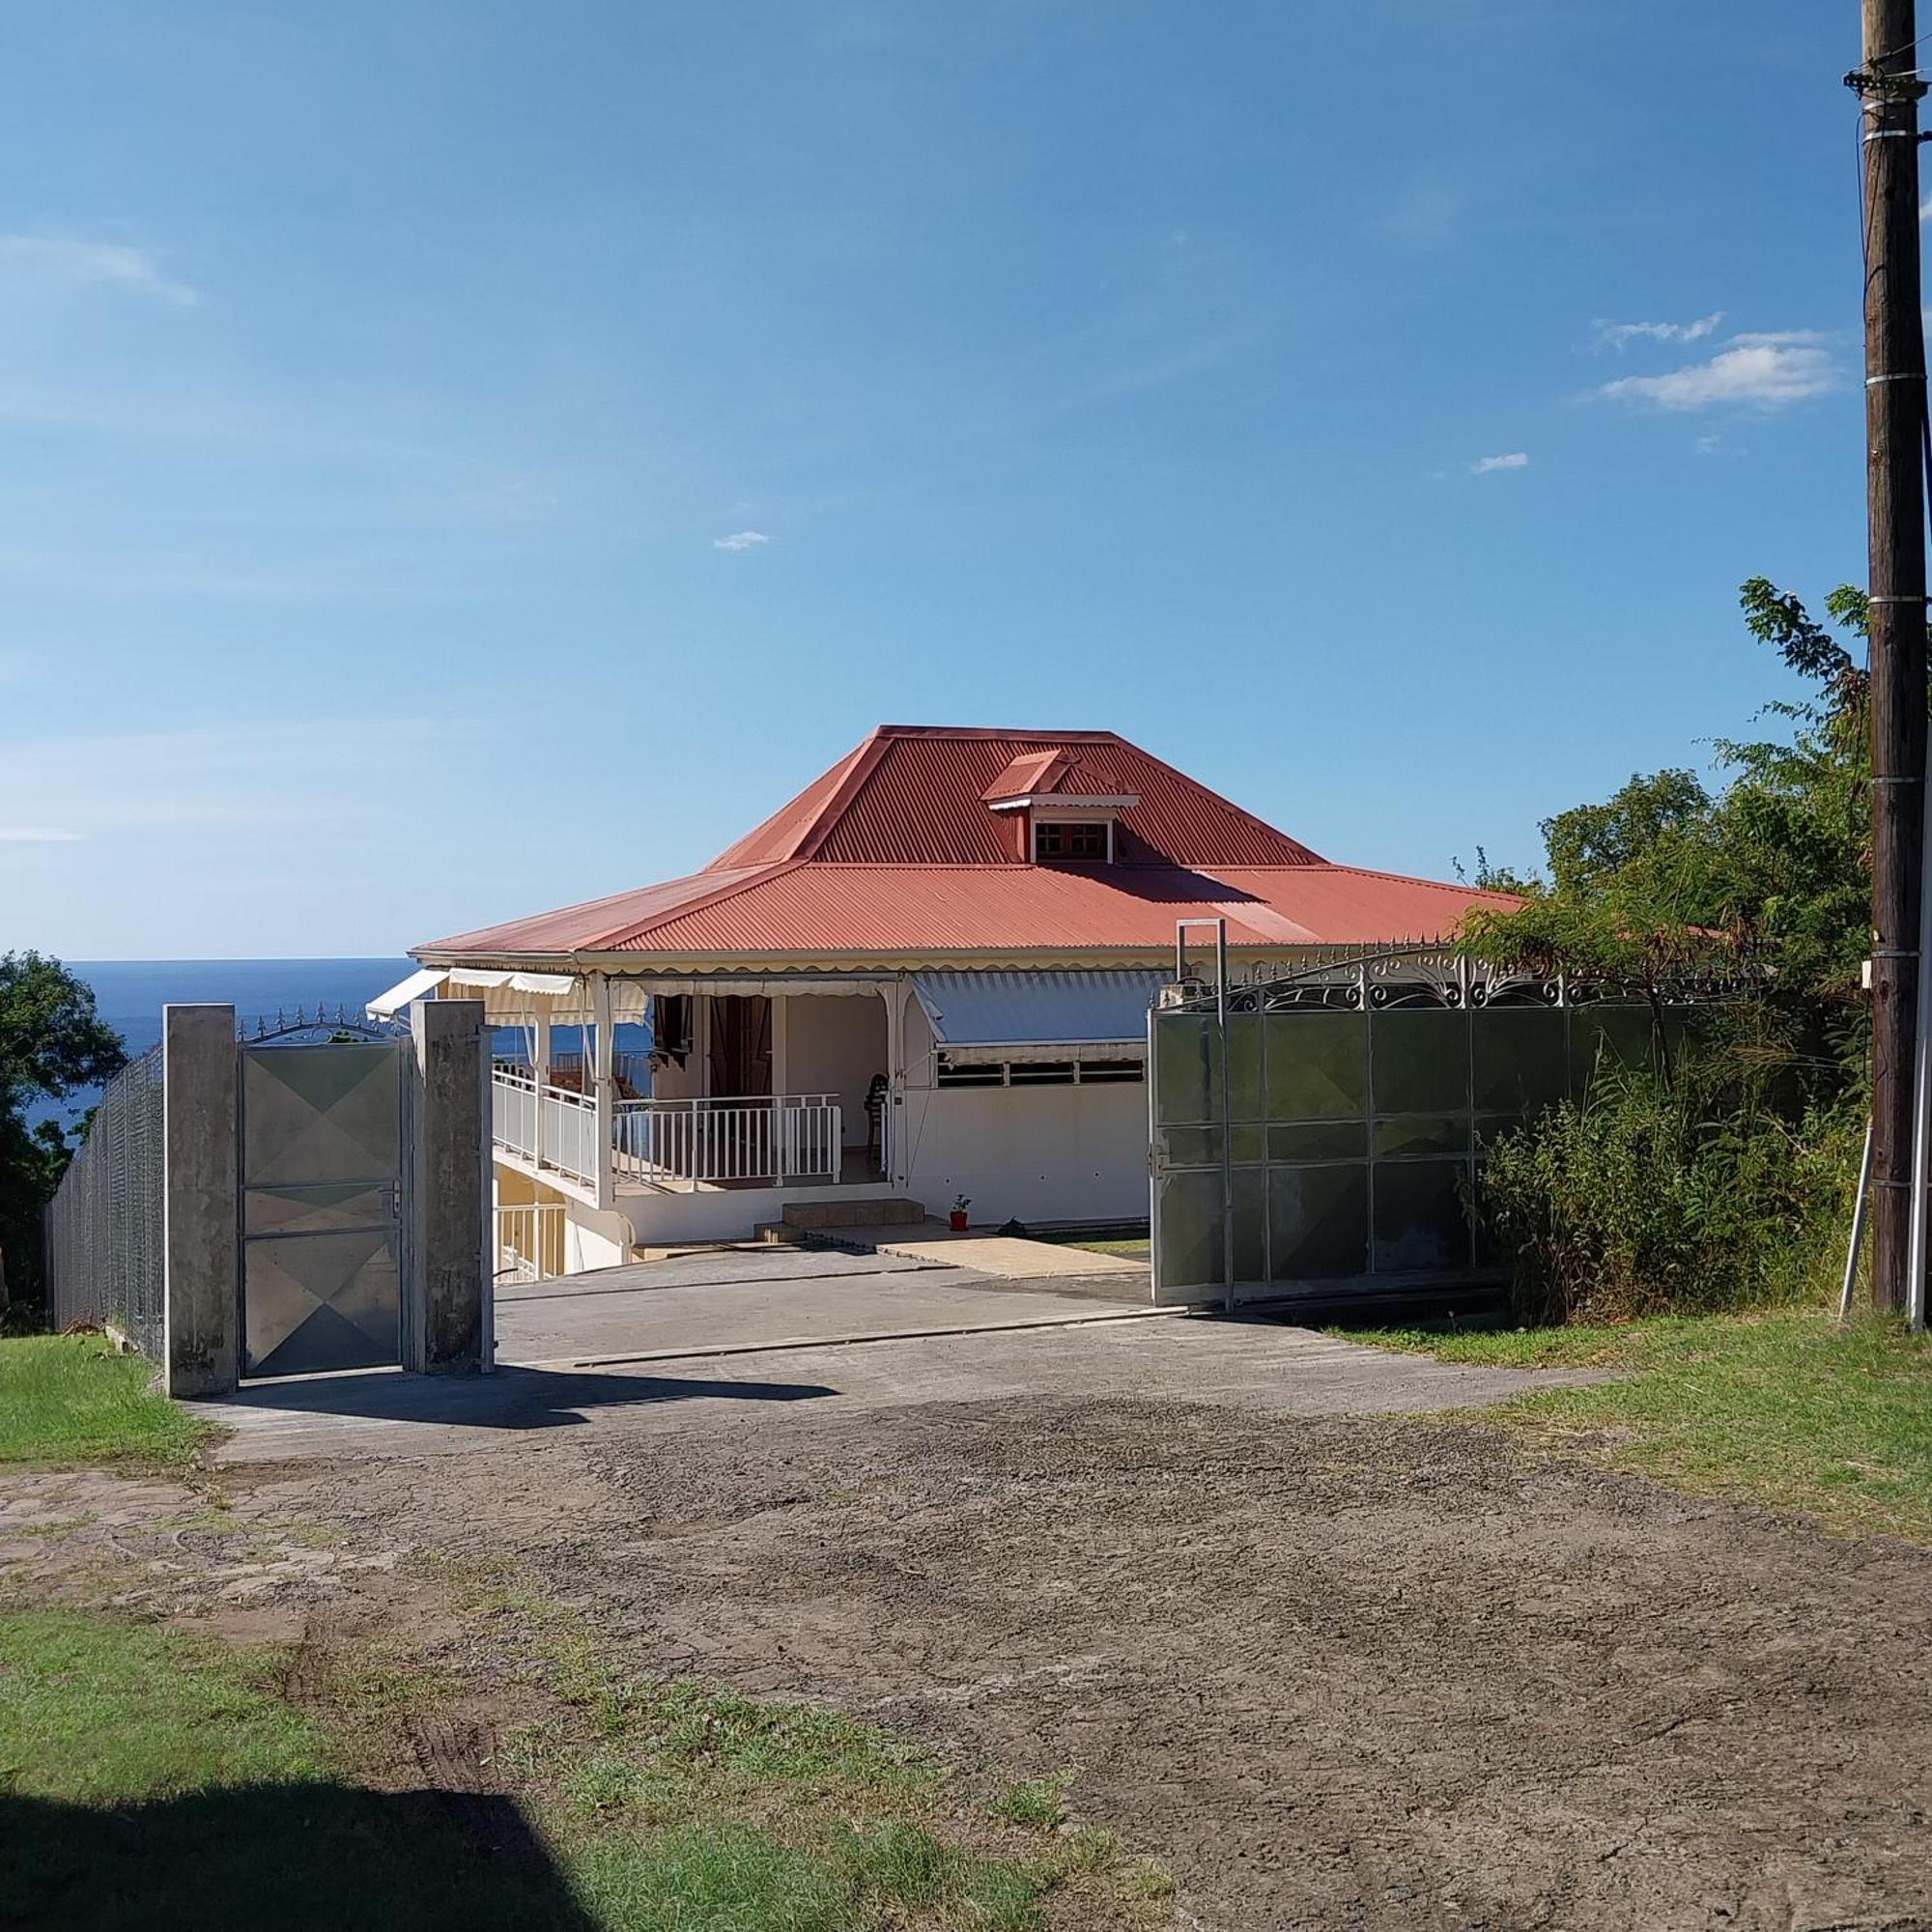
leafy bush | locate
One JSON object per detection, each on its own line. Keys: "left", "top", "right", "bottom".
{"left": 1479, "top": 1074, "right": 1861, "bottom": 1326}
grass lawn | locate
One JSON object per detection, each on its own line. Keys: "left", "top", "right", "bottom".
{"left": 0, "top": 1334, "right": 212, "bottom": 1471}
{"left": 0, "top": 1575, "right": 1171, "bottom": 1930}
{"left": 1332, "top": 1307, "right": 1932, "bottom": 1543}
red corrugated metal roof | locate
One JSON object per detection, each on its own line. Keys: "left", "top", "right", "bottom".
{"left": 706, "top": 725, "right": 1321, "bottom": 868}
{"left": 981, "top": 748, "right": 1067, "bottom": 803}
{"left": 624, "top": 864, "right": 1510, "bottom": 952}
{"left": 424, "top": 864, "right": 790, "bottom": 956}
{"left": 416, "top": 725, "right": 1518, "bottom": 959}
{"left": 422, "top": 862, "right": 1516, "bottom": 957}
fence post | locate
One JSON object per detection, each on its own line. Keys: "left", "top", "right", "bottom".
{"left": 161, "top": 1005, "right": 240, "bottom": 1398}
{"left": 402, "top": 997, "right": 491, "bottom": 1375}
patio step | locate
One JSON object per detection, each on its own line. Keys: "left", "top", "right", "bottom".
{"left": 754, "top": 1197, "right": 925, "bottom": 1242}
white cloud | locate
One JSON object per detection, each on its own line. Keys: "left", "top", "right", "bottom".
{"left": 1470, "top": 451, "right": 1529, "bottom": 474}
{"left": 1593, "top": 312, "right": 1723, "bottom": 351}
{"left": 0, "top": 826, "right": 82, "bottom": 841}
{"left": 0, "top": 235, "right": 197, "bottom": 306}
{"left": 712, "top": 529, "right": 770, "bottom": 552}
{"left": 1695, "top": 433, "right": 1722, "bottom": 455}
{"left": 1597, "top": 331, "right": 1835, "bottom": 412}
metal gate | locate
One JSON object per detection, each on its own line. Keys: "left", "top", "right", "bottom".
{"left": 1149, "top": 947, "right": 1685, "bottom": 1309}
{"left": 241, "top": 1039, "right": 405, "bottom": 1377}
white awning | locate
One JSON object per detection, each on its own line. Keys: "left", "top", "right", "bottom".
{"left": 366, "top": 967, "right": 446, "bottom": 1020}
{"left": 912, "top": 970, "right": 1165, "bottom": 1065}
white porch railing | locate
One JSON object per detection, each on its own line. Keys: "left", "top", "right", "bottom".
{"left": 492, "top": 1065, "right": 537, "bottom": 1160}
{"left": 540, "top": 1085, "right": 600, "bottom": 1189}
{"left": 490, "top": 1067, "right": 602, "bottom": 1192}
{"left": 612, "top": 1094, "right": 841, "bottom": 1190}
{"left": 492, "top": 1071, "right": 843, "bottom": 1196}
{"left": 496, "top": 1202, "right": 566, "bottom": 1281}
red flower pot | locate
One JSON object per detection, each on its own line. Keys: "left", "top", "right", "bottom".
{"left": 949, "top": 1210, "right": 969, "bottom": 1232}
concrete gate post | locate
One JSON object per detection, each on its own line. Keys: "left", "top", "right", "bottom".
{"left": 161, "top": 1004, "right": 240, "bottom": 1399}
{"left": 402, "top": 997, "right": 492, "bottom": 1375}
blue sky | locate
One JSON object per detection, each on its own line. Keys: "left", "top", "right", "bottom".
{"left": 0, "top": 2, "right": 1877, "bottom": 957}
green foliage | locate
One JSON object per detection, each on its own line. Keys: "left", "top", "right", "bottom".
{"left": 569, "top": 1818, "right": 1044, "bottom": 1932}
{"left": 0, "top": 1608, "right": 329, "bottom": 1804}
{"left": 1461, "top": 579, "right": 1881, "bottom": 1079}
{"left": 0, "top": 952, "right": 126, "bottom": 1315}
{"left": 0, "top": 1334, "right": 212, "bottom": 1469}
{"left": 1449, "top": 578, "right": 1889, "bottom": 1327}
{"left": 1477, "top": 1075, "right": 1861, "bottom": 1325}
{"left": 989, "top": 1773, "right": 1071, "bottom": 1831}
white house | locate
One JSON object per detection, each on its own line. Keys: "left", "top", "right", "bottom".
{"left": 375, "top": 725, "right": 1512, "bottom": 1276}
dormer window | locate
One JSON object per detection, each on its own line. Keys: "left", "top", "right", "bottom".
{"left": 981, "top": 747, "right": 1140, "bottom": 866}
{"left": 1033, "top": 819, "right": 1112, "bottom": 862}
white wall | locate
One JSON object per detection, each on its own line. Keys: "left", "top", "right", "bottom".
{"left": 783, "top": 994, "right": 889, "bottom": 1146}
{"left": 563, "top": 1202, "right": 633, "bottom": 1272}
{"left": 898, "top": 1079, "right": 1149, "bottom": 1225}
{"left": 615, "top": 1178, "right": 899, "bottom": 1245}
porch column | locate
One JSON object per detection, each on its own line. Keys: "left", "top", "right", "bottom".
{"left": 590, "top": 973, "right": 615, "bottom": 1210}
{"left": 884, "top": 980, "right": 904, "bottom": 1188}
{"left": 530, "top": 1009, "right": 550, "bottom": 1171}
{"left": 772, "top": 994, "right": 789, "bottom": 1187}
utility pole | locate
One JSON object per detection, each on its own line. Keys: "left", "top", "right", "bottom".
{"left": 1851, "top": 0, "right": 1928, "bottom": 1313}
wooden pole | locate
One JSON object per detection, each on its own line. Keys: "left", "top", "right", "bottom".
{"left": 1854, "top": 0, "right": 1928, "bottom": 1312}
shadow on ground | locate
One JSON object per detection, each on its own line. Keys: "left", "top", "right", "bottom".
{"left": 1, "top": 1784, "right": 594, "bottom": 1932}
{"left": 219, "top": 1363, "right": 837, "bottom": 1432}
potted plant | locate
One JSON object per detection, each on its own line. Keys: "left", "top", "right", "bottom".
{"left": 949, "top": 1194, "right": 971, "bottom": 1233}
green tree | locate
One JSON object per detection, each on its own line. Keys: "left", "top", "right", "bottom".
{"left": 1461, "top": 578, "right": 1887, "bottom": 1322}
{"left": 0, "top": 952, "right": 126, "bottom": 1316}
{"left": 1460, "top": 578, "right": 1881, "bottom": 1092}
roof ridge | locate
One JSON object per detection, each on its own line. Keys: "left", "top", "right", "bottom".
{"left": 1316, "top": 860, "right": 1520, "bottom": 900}
{"left": 793, "top": 728, "right": 895, "bottom": 861}
{"left": 870, "top": 724, "right": 1126, "bottom": 741}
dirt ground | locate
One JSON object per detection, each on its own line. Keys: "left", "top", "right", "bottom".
{"left": 187, "top": 1385, "right": 1927, "bottom": 1932}
{"left": 13, "top": 1357, "right": 1932, "bottom": 1931}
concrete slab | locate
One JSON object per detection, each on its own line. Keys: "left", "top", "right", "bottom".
{"left": 494, "top": 1250, "right": 1149, "bottom": 1364}
{"left": 196, "top": 1315, "right": 1597, "bottom": 1465}
{"left": 823, "top": 1221, "right": 1150, "bottom": 1278}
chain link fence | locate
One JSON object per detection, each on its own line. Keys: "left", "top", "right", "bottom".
{"left": 44, "top": 1043, "right": 166, "bottom": 1357}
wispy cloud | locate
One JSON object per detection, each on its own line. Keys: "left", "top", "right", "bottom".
{"left": 712, "top": 529, "right": 770, "bottom": 553}
{"left": 0, "top": 826, "right": 83, "bottom": 842}
{"left": 1597, "top": 331, "right": 1835, "bottom": 412}
{"left": 1470, "top": 451, "right": 1529, "bottom": 475}
{"left": 1592, "top": 312, "right": 1723, "bottom": 351}
{"left": 0, "top": 235, "right": 197, "bottom": 306}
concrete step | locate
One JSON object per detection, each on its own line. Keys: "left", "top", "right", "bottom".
{"left": 780, "top": 1196, "right": 925, "bottom": 1232}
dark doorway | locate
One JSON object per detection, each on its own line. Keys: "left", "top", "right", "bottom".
{"left": 707, "top": 995, "right": 773, "bottom": 1098}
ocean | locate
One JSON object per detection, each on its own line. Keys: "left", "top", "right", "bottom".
{"left": 28, "top": 958, "right": 415, "bottom": 1130}
{"left": 76, "top": 957, "right": 417, "bottom": 1064}
{"left": 35, "top": 958, "right": 647, "bottom": 1131}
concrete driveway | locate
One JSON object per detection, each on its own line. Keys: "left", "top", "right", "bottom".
{"left": 494, "top": 1245, "right": 1153, "bottom": 1365}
